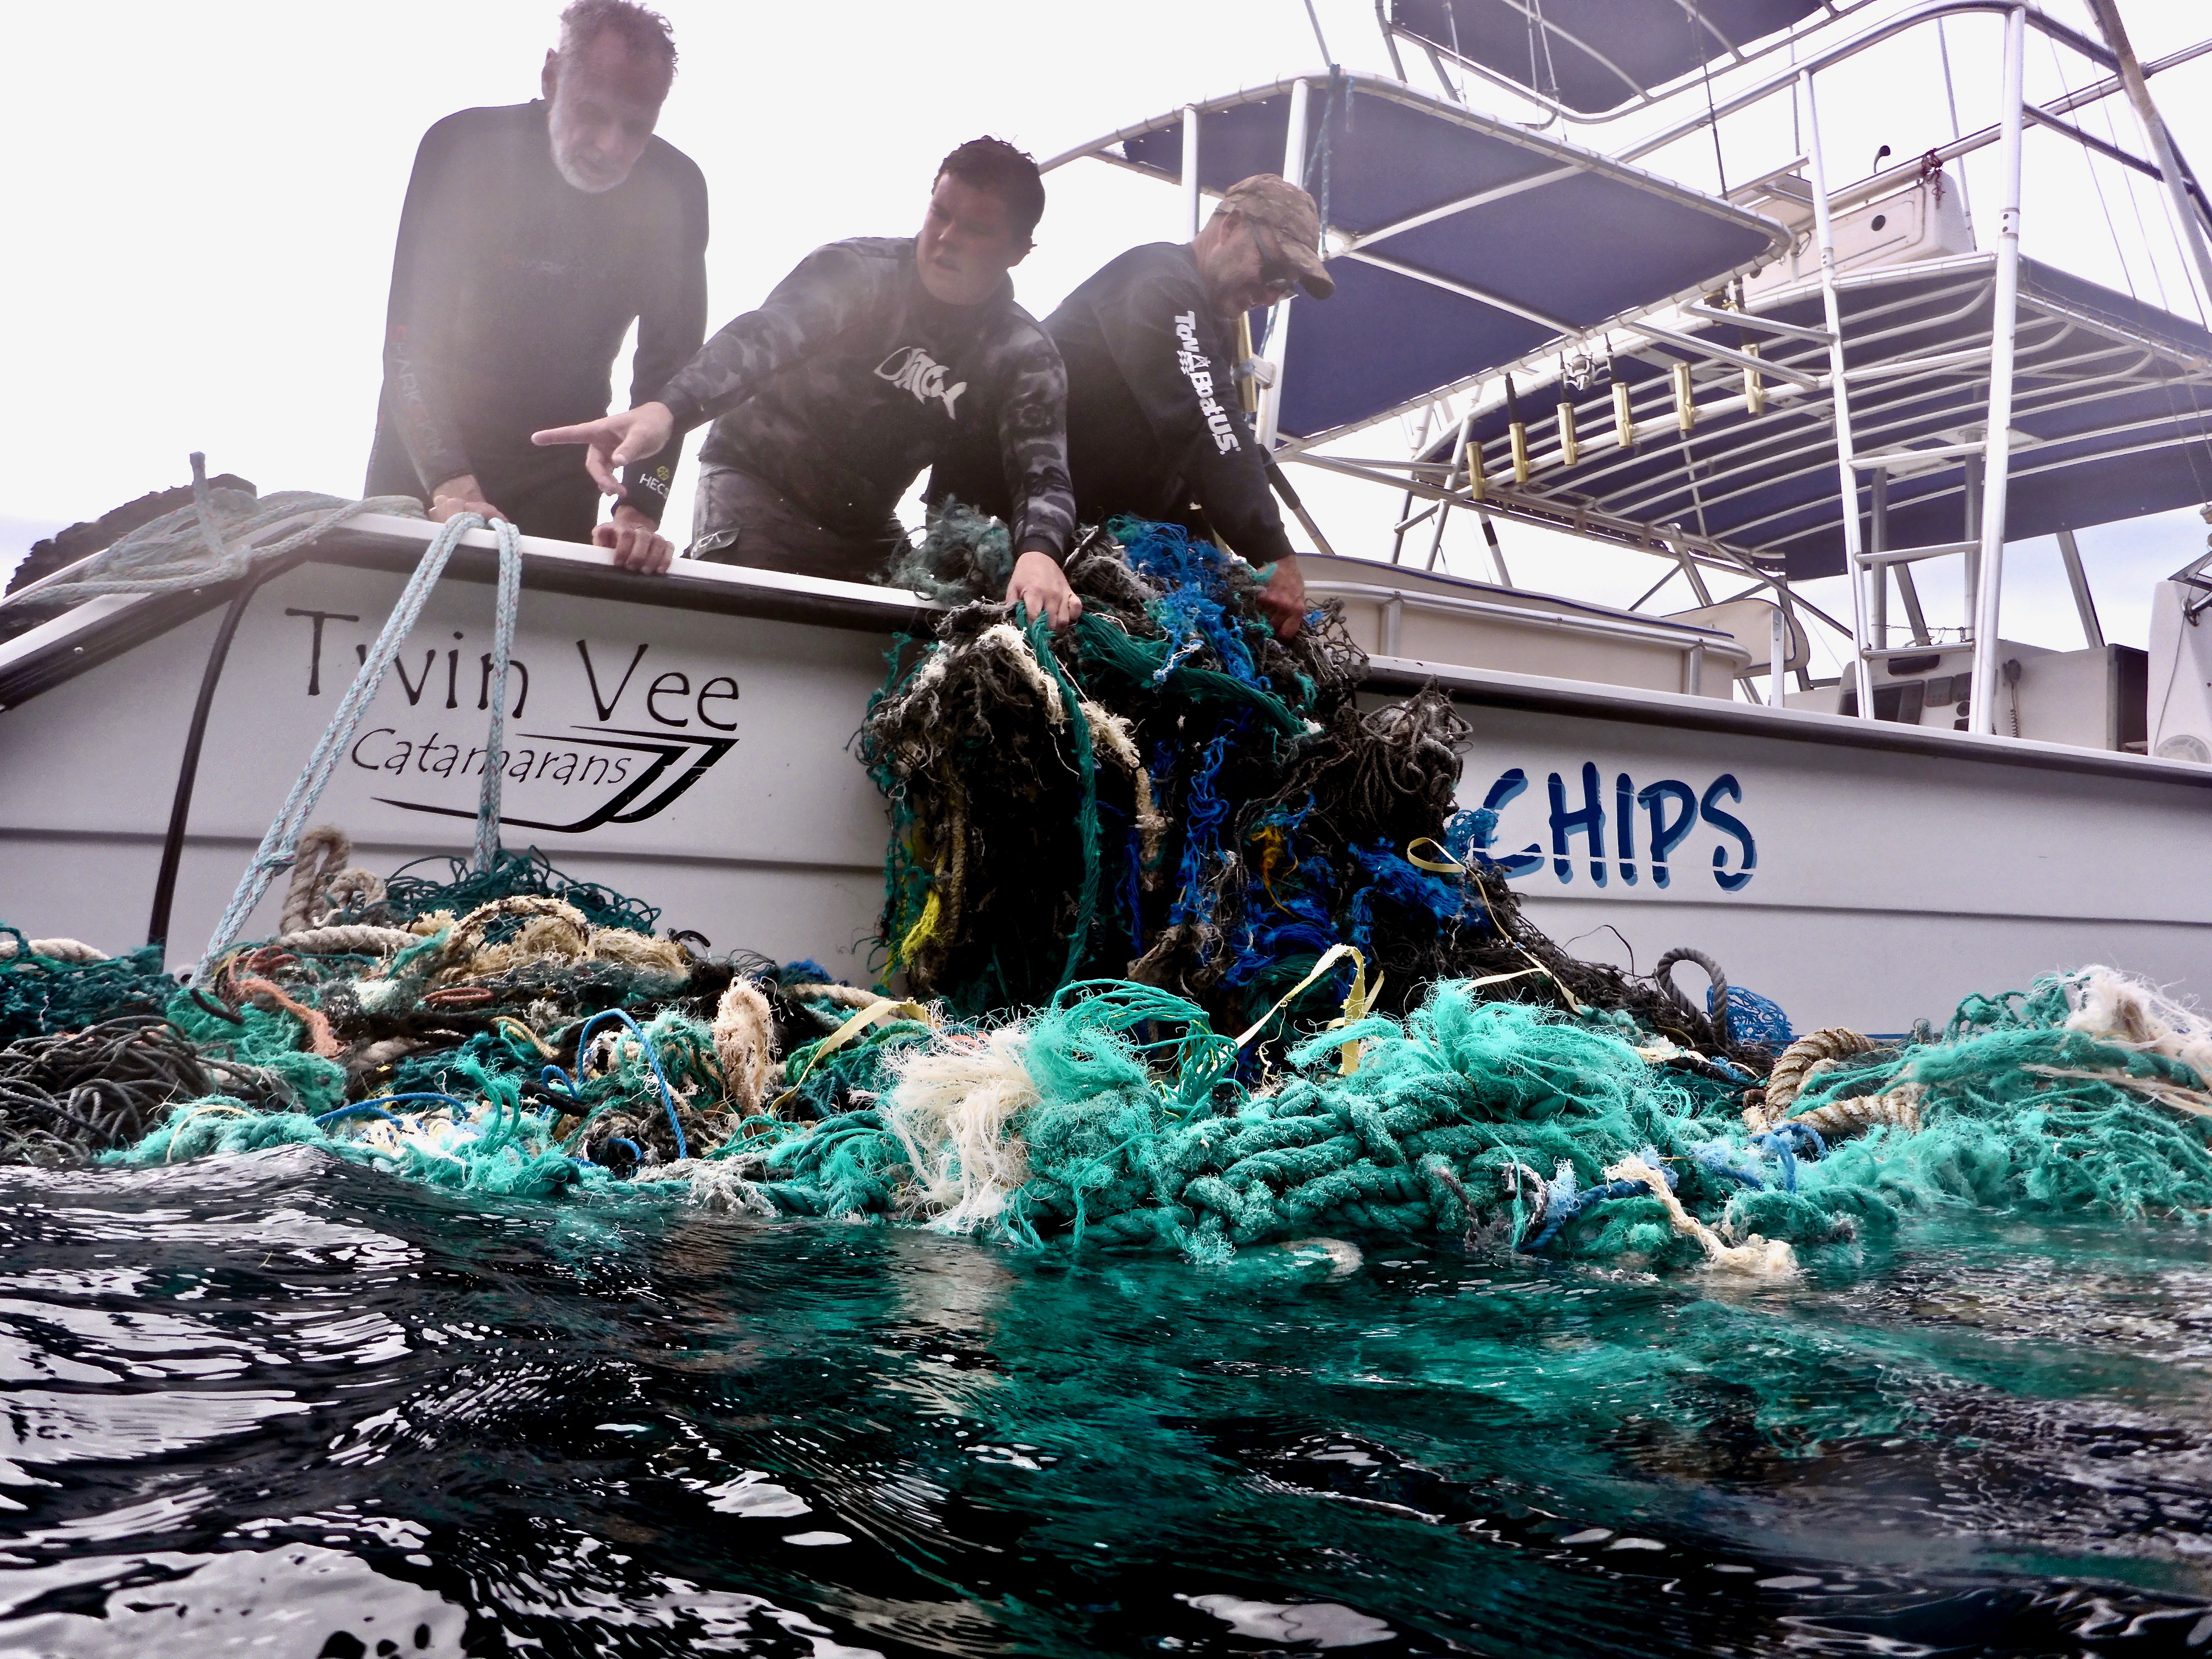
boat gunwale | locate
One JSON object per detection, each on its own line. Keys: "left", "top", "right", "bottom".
{"left": 0, "top": 515, "right": 943, "bottom": 711}
{"left": 6, "top": 517, "right": 2203, "bottom": 791}
{"left": 1367, "top": 651, "right": 2212, "bottom": 788}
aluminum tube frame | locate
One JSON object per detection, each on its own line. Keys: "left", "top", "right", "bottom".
{"left": 1870, "top": 466, "right": 1890, "bottom": 648}
{"left": 1256, "top": 78, "right": 1311, "bottom": 453}
{"left": 1389, "top": 403, "right": 1436, "bottom": 563}
{"left": 2056, "top": 527, "right": 2106, "bottom": 649}
{"left": 1802, "top": 67, "right": 1878, "bottom": 722}
{"left": 1967, "top": 7, "right": 2028, "bottom": 739}
{"left": 1423, "top": 407, "right": 1473, "bottom": 570}
{"left": 1181, "top": 106, "right": 1202, "bottom": 241}
{"left": 1619, "top": 1, "right": 2114, "bottom": 167}
{"left": 1381, "top": 0, "right": 1886, "bottom": 130}
{"left": 2088, "top": 0, "right": 2212, "bottom": 309}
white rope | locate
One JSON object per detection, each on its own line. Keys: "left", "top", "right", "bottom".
{"left": 276, "top": 925, "right": 420, "bottom": 955}
{"left": 0, "top": 452, "right": 421, "bottom": 611}
{"left": 0, "top": 937, "right": 108, "bottom": 964}
{"left": 202, "top": 509, "right": 523, "bottom": 963}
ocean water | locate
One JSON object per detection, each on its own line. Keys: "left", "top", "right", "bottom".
{"left": 4, "top": 1147, "right": 2212, "bottom": 1657}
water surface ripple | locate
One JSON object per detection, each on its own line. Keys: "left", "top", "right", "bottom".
{"left": 2, "top": 1147, "right": 2209, "bottom": 1656}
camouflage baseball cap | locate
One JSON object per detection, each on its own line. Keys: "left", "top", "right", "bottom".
{"left": 1219, "top": 173, "right": 1336, "bottom": 299}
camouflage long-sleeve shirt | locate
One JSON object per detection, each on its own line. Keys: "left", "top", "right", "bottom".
{"left": 655, "top": 237, "right": 1074, "bottom": 559}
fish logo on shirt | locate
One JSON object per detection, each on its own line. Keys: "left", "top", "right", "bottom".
{"left": 875, "top": 345, "right": 967, "bottom": 418}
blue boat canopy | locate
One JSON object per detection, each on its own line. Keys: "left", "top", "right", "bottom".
{"left": 1385, "top": 0, "right": 1844, "bottom": 117}
{"left": 1418, "top": 254, "right": 2212, "bottom": 579}
{"left": 1045, "top": 74, "right": 1790, "bottom": 445}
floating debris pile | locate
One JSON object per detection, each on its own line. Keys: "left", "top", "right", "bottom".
{"left": 3, "top": 515, "right": 2210, "bottom": 1271}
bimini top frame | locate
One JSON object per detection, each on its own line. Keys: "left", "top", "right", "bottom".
{"left": 1041, "top": 71, "right": 1790, "bottom": 452}
{"left": 1346, "top": 0, "right": 2212, "bottom": 739}
{"left": 1375, "top": 0, "right": 1878, "bottom": 125}
{"left": 1406, "top": 253, "right": 2212, "bottom": 582}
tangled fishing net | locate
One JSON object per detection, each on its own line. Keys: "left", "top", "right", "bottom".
{"left": 864, "top": 512, "right": 1749, "bottom": 1057}
{"left": 6, "top": 517, "right": 2212, "bottom": 1276}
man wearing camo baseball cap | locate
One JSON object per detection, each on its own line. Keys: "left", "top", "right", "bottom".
{"left": 928, "top": 172, "right": 1330, "bottom": 639}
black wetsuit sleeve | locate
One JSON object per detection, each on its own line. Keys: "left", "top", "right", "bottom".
{"left": 998, "top": 331, "right": 1075, "bottom": 562}
{"left": 1092, "top": 265, "right": 1294, "bottom": 567}
{"left": 381, "top": 119, "right": 475, "bottom": 495}
{"left": 617, "top": 163, "right": 710, "bottom": 524}
{"left": 653, "top": 242, "right": 881, "bottom": 431}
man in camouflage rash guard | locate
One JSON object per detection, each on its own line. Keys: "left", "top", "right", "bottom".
{"left": 536, "top": 138, "right": 1081, "bottom": 628}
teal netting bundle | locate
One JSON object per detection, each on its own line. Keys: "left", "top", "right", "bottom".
{"left": 728, "top": 965, "right": 2212, "bottom": 1272}
{"left": 32, "top": 827, "right": 2212, "bottom": 1277}
{"left": 0, "top": 929, "right": 178, "bottom": 1043}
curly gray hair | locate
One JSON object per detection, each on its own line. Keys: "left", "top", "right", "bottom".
{"left": 556, "top": 0, "right": 677, "bottom": 83}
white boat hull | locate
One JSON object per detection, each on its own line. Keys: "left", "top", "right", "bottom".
{"left": 3, "top": 517, "right": 2207, "bottom": 1033}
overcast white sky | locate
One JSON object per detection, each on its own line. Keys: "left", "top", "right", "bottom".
{"left": 6, "top": 0, "right": 2212, "bottom": 671}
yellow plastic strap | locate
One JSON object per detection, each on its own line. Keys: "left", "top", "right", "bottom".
{"left": 771, "top": 996, "right": 932, "bottom": 1113}
{"left": 1324, "top": 966, "right": 1385, "bottom": 1075}
{"left": 1405, "top": 836, "right": 1461, "bottom": 875}
{"left": 1464, "top": 966, "right": 1548, "bottom": 989}
{"left": 1234, "top": 942, "right": 1365, "bottom": 1051}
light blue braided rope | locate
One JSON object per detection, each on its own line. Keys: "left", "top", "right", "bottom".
{"left": 0, "top": 452, "right": 422, "bottom": 610}
{"left": 472, "top": 519, "right": 523, "bottom": 873}
{"left": 202, "top": 509, "right": 515, "bottom": 962}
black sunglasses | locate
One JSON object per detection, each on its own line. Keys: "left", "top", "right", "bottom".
{"left": 1245, "top": 221, "right": 1301, "bottom": 300}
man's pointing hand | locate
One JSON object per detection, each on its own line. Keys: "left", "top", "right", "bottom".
{"left": 532, "top": 401, "right": 677, "bottom": 495}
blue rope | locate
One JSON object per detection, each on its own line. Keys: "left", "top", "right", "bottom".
{"left": 203, "top": 503, "right": 522, "bottom": 961}
{"left": 1520, "top": 1178, "right": 1653, "bottom": 1252}
{"left": 314, "top": 1106, "right": 404, "bottom": 1129}
{"left": 1752, "top": 1121, "right": 1828, "bottom": 1196}
{"left": 316, "top": 1092, "right": 476, "bottom": 1126}
{"left": 1693, "top": 1142, "right": 1768, "bottom": 1190}
{"left": 573, "top": 1010, "right": 689, "bottom": 1160}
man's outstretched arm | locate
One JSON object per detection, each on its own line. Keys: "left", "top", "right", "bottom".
{"left": 996, "top": 332, "right": 1081, "bottom": 632}
{"left": 533, "top": 241, "right": 882, "bottom": 570}
{"left": 592, "top": 157, "right": 711, "bottom": 573}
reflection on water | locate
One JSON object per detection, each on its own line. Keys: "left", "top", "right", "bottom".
{"left": 0, "top": 1146, "right": 2209, "bottom": 1656}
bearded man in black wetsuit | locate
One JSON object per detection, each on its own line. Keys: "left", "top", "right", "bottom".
{"left": 367, "top": 0, "right": 707, "bottom": 568}
{"left": 1041, "top": 174, "right": 1333, "bottom": 640}
{"left": 533, "top": 139, "right": 1081, "bottom": 630}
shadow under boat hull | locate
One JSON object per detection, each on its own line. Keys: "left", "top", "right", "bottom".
{"left": 1, "top": 517, "right": 2206, "bottom": 1033}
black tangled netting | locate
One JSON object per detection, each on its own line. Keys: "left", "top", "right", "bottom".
{"left": 0, "top": 1016, "right": 222, "bottom": 1165}
{"left": 862, "top": 513, "right": 1768, "bottom": 1066}
{"left": 334, "top": 847, "right": 663, "bottom": 940}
